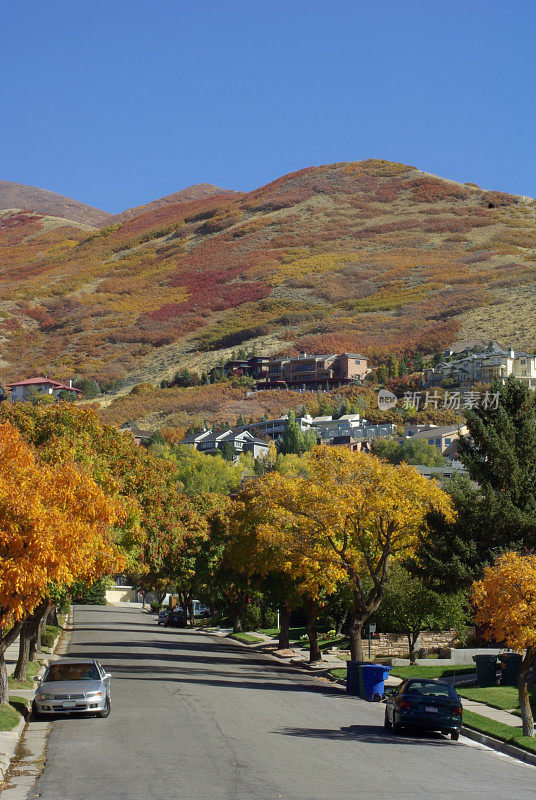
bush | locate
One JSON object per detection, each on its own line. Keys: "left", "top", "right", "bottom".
{"left": 241, "top": 605, "right": 262, "bottom": 632}
{"left": 41, "top": 625, "right": 61, "bottom": 648}
{"left": 70, "top": 578, "right": 107, "bottom": 605}
{"left": 150, "top": 602, "right": 163, "bottom": 613}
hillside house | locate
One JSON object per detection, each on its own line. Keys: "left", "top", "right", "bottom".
{"left": 209, "top": 356, "right": 270, "bottom": 381}
{"left": 423, "top": 347, "right": 536, "bottom": 389}
{"left": 178, "top": 428, "right": 269, "bottom": 460}
{"left": 258, "top": 352, "right": 368, "bottom": 390}
{"left": 399, "top": 424, "right": 468, "bottom": 454}
{"left": 6, "top": 377, "right": 82, "bottom": 402}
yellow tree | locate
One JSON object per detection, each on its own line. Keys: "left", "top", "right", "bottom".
{"left": 0, "top": 421, "right": 122, "bottom": 704}
{"left": 472, "top": 552, "right": 536, "bottom": 737}
{"left": 252, "top": 446, "right": 453, "bottom": 660}
{"left": 229, "top": 484, "right": 343, "bottom": 661}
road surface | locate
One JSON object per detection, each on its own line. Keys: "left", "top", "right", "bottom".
{"left": 31, "top": 605, "right": 534, "bottom": 800}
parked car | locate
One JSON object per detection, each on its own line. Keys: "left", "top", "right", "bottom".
{"left": 32, "top": 658, "right": 111, "bottom": 719}
{"left": 384, "top": 679, "right": 462, "bottom": 740}
{"left": 192, "top": 600, "right": 211, "bottom": 618}
{"left": 164, "top": 610, "right": 187, "bottom": 628}
{"left": 157, "top": 608, "right": 172, "bottom": 625}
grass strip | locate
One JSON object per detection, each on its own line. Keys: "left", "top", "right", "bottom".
{"left": 390, "top": 665, "right": 475, "bottom": 680}
{"left": 228, "top": 632, "right": 264, "bottom": 644}
{"left": 8, "top": 660, "right": 40, "bottom": 691}
{"left": 459, "top": 685, "right": 536, "bottom": 714}
{"left": 463, "top": 708, "right": 536, "bottom": 754}
{"left": 0, "top": 698, "right": 27, "bottom": 732}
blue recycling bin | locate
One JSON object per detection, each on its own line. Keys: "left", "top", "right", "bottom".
{"left": 360, "top": 664, "right": 392, "bottom": 701}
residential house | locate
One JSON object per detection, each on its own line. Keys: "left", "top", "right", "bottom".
{"left": 399, "top": 424, "right": 468, "bottom": 454}
{"left": 423, "top": 346, "right": 536, "bottom": 389}
{"left": 413, "top": 460, "right": 468, "bottom": 482}
{"left": 209, "top": 356, "right": 271, "bottom": 382}
{"left": 178, "top": 428, "right": 270, "bottom": 460}
{"left": 6, "top": 377, "right": 82, "bottom": 402}
{"left": 259, "top": 351, "right": 368, "bottom": 390}
{"left": 242, "top": 413, "right": 314, "bottom": 440}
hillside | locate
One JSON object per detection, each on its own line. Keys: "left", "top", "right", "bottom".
{"left": 111, "top": 184, "right": 240, "bottom": 224}
{"left": 1, "top": 158, "right": 536, "bottom": 430}
{"left": 0, "top": 179, "right": 111, "bottom": 227}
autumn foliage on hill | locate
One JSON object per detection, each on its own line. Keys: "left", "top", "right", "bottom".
{"left": 1, "top": 159, "right": 536, "bottom": 390}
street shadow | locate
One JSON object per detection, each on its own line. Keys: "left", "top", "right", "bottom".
{"left": 274, "top": 724, "right": 456, "bottom": 746}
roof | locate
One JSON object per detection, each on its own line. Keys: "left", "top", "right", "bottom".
{"left": 408, "top": 425, "right": 466, "bottom": 440}
{"left": 6, "top": 376, "right": 81, "bottom": 392}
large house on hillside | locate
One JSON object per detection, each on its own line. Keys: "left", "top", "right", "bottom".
{"left": 209, "top": 356, "right": 270, "bottom": 382}
{"left": 423, "top": 346, "right": 536, "bottom": 389}
{"left": 178, "top": 428, "right": 270, "bottom": 461}
{"left": 6, "top": 377, "right": 81, "bottom": 402}
{"left": 258, "top": 352, "right": 368, "bottom": 390}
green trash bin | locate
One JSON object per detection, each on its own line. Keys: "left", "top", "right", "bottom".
{"left": 473, "top": 654, "right": 498, "bottom": 687}
{"left": 499, "top": 653, "right": 522, "bottom": 686}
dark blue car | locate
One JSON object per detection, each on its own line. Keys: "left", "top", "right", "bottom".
{"left": 384, "top": 678, "right": 463, "bottom": 740}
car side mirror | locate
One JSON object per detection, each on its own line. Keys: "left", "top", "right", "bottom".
{"left": 104, "top": 673, "right": 112, "bottom": 680}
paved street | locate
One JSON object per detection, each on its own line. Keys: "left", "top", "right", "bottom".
{"left": 29, "top": 605, "right": 534, "bottom": 800}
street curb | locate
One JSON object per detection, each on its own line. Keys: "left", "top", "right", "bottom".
{"left": 0, "top": 715, "right": 27, "bottom": 783}
{"left": 0, "top": 607, "right": 73, "bottom": 785}
{"left": 461, "top": 726, "right": 536, "bottom": 767}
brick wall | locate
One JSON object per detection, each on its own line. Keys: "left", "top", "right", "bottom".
{"left": 354, "top": 629, "right": 471, "bottom": 657}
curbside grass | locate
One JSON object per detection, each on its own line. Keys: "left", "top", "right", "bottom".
{"left": 228, "top": 632, "right": 264, "bottom": 644}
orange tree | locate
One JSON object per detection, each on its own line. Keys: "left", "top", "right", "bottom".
{"left": 249, "top": 446, "right": 453, "bottom": 660}
{"left": 472, "top": 552, "right": 536, "bottom": 737}
{"left": 0, "top": 421, "right": 122, "bottom": 704}
{"left": 0, "top": 403, "right": 206, "bottom": 603}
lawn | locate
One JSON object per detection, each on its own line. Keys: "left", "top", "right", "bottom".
{"left": 0, "top": 696, "right": 29, "bottom": 732}
{"left": 8, "top": 660, "right": 40, "bottom": 691}
{"left": 228, "top": 632, "right": 264, "bottom": 644}
{"left": 462, "top": 709, "right": 536, "bottom": 755}
{"left": 390, "top": 665, "right": 476, "bottom": 680}
{"left": 459, "top": 685, "right": 536, "bottom": 715}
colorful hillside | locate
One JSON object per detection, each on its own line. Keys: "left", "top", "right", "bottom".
{"left": 1, "top": 159, "right": 536, "bottom": 424}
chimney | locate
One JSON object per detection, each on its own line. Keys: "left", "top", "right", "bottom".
{"left": 68, "top": 379, "right": 73, "bottom": 388}
{"left": 510, "top": 349, "right": 515, "bottom": 359}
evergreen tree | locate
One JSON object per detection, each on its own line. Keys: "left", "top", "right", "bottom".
{"left": 411, "top": 377, "right": 536, "bottom": 591}
{"left": 276, "top": 411, "right": 316, "bottom": 455}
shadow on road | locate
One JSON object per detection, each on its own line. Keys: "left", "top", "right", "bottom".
{"left": 275, "top": 724, "right": 456, "bottom": 746}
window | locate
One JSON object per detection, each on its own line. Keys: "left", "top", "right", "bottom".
{"left": 435, "top": 439, "right": 441, "bottom": 447}
{"left": 521, "top": 359, "right": 526, "bottom": 365}
{"left": 445, "top": 438, "right": 451, "bottom": 445}
{"left": 355, "top": 359, "right": 360, "bottom": 365}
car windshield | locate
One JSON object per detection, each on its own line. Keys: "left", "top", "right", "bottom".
{"left": 405, "top": 681, "right": 457, "bottom": 699}
{"left": 44, "top": 663, "right": 100, "bottom": 682}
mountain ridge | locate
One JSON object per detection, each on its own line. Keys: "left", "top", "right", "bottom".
{"left": 0, "top": 159, "right": 535, "bottom": 410}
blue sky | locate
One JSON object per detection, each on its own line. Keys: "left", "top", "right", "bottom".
{"left": 2, "top": 0, "right": 535, "bottom": 212}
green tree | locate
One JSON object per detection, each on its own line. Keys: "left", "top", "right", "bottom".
{"left": 372, "top": 438, "right": 446, "bottom": 467}
{"left": 372, "top": 566, "right": 466, "bottom": 664}
{"left": 412, "top": 377, "right": 536, "bottom": 591}
{"left": 376, "top": 365, "right": 388, "bottom": 385}
{"left": 219, "top": 441, "right": 238, "bottom": 462}
{"left": 387, "top": 355, "right": 399, "bottom": 379}
{"left": 276, "top": 411, "right": 316, "bottom": 455}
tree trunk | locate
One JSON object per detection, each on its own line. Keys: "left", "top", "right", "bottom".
{"left": 13, "top": 620, "right": 31, "bottom": 682}
{"left": 188, "top": 601, "right": 195, "bottom": 628}
{"left": 230, "top": 609, "right": 243, "bottom": 633}
{"left": 306, "top": 599, "right": 322, "bottom": 663}
{"left": 335, "top": 609, "right": 348, "bottom": 636}
{"left": 349, "top": 617, "right": 366, "bottom": 662}
{"left": 408, "top": 632, "right": 419, "bottom": 666}
{"left": 156, "top": 590, "right": 167, "bottom": 605}
{"left": 518, "top": 647, "right": 535, "bottom": 737}
{"left": 48, "top": 606, "right": 58, "bottom": 627}
{"left": 278, "top": 602, "right": 291, "bottom": 650}
{"left": 0, "top": 651, "right": 8, "bottom": 707}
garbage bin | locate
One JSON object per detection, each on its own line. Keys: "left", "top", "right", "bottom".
{"left": 360, "top": 664, "right": 392, "bottom": 701}
{"left": 346, "top": 661, "right": 361, "bottom": 696}
{"left": 473, "top": 654, "right": 498, "bottom": 687}
{"left": 499, "top": 653, "right": 522, "bottom": 686}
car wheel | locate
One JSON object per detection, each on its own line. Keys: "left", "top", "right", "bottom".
{"left": 98, "top": 697, "right": 111, "bottom": 718}
{"left": 451, "top": 730, "right": 460, "bottom": 741}
{"left": 384, "top": 709, "right": 392, "bottom": 729}
{"left": 392, "top": 714, "right": 402, "bottom": 733}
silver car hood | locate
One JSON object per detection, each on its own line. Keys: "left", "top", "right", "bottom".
{"left": 36, "top": 680, "right": 104, "bottom": 695}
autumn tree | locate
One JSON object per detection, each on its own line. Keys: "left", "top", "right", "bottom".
{"left": 472, "top": 552, "right": 536, "bottom": 737}
{"left": 0, "top": 421, "right": 122, "bottom": 704}
{"left": 251, "top": 446, "right": 453, "bottom": 660}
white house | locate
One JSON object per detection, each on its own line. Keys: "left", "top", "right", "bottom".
{"left": 178, "top": 428, "right": 270, "bottom": 460}
{"left": 6, "top": 377, "right": 82, "bottom": 402}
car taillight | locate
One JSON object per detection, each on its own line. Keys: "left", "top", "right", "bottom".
{"left": 453, "top": 706, "right": 463, "bottom": 716}
{"left": 398, "top": 699, "right": 411, "bottom": 710}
